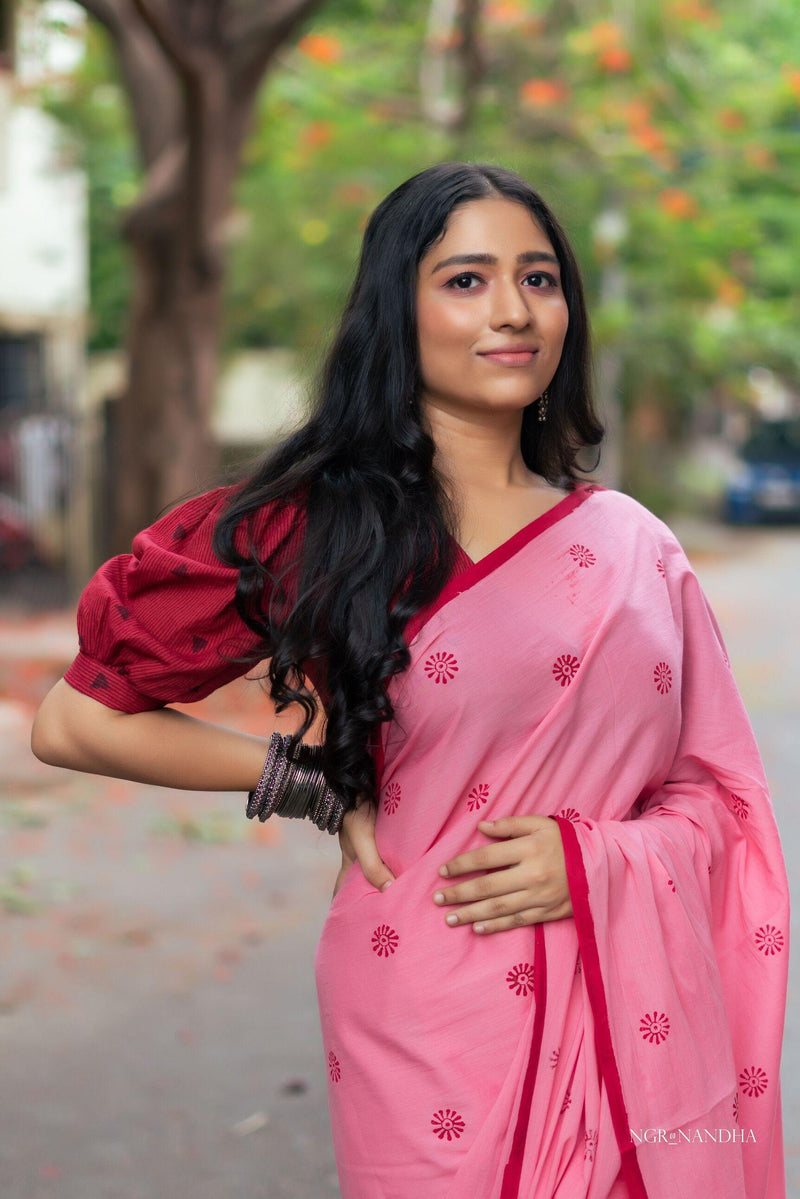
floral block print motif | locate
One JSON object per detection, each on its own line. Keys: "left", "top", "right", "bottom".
{"left": 311, "top": 483, "right": 789, "bottom": 1199}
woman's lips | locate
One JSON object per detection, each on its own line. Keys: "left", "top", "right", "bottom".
{"left": 478, "top": 350, "right": 539, "bottom": 366}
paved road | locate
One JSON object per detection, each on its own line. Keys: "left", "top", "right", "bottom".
{"left": 0, "top": 521, "right": 797, "bottom": 1198}
{"left": 675, "top": 522, "right": 800, "bottom": 1195}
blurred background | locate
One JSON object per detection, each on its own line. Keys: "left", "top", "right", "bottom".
{"left": 0, "top": 1, "right": 798, "bottom": 1196}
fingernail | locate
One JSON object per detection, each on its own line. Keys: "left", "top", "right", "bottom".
{"left": 474, "top": 924, "right": 485, "bottom": 933}
{"left": 446, "top": 914, "right": 459, "bottom": 925}
{"left": 433, "top": 891, "right": 445, "bottom": 904}
{"left": 439, "top": 865, "right": 449, "bottom": 877}
{"left": 381, "top": 880, "right": 394, "bottom": 891}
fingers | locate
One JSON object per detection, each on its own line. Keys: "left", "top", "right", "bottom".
{"left": 439, "top": 816, "right": 563, "bottom": 880}
{"left": 434, "top": 887, "right": 573, "bottom": 932}
{"left": 433, "top": 869, "right": 560, "bottom": 914}
{"left": 340, "top": 800, "right": 396, "bottom": 893}
{"left": 439, "top": 828, "right": 525, "bottom": 878}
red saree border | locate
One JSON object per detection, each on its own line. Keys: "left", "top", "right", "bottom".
{"left": 403, "top": 481, "right": 603, "bottom": 650}
{"left": 500, "top": 921, "right": 547, "bottom": 1198}
{"left": 370, "top": 482, "right": 605, "bottom": 797}
{"left": 553, "top": 814, "right": 649, "bottom": 1198}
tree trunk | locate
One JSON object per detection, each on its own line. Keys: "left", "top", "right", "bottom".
{"left": 114, "top": 231, "right": 225, "bottom": 544}
{"left": 75, "top": 0, "right": 325, "bottom": 554}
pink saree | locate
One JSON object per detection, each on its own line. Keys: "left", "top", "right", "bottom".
{"left": 312, "top": 481, "right": 789, "bottom": 1199}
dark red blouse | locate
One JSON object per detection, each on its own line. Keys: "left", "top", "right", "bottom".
{"left": 63, "top": 485, "right": 307, "bottom": 713}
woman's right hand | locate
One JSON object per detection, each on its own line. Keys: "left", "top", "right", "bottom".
{"left": 333, "top": 799, "right": 396, "bottom": 900}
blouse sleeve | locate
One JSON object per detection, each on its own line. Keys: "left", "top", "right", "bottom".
{"left": 62, "top": 485, "right": 304, "bottom": 713}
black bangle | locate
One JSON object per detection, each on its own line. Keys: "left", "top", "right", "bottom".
{"left": 246, "top": 733, "right": 345, "bottom": 834}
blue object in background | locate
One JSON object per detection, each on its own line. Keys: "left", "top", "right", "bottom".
{"left": 724, "top": 418, "right": 800, "bottom": 524}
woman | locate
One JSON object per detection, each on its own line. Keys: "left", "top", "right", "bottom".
{"left": 32, "top": 162, "right": 789, "bottom": 1198}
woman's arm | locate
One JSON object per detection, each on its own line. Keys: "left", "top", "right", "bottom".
{"left": 31, "top": 679, "right": 398, "bottom": 897}
{"left": 31, "top": 677, "right": 320, "bottom": 792}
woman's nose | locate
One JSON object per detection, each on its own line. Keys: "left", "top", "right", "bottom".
{"left": 489, "top": 278, "right": 533, "bottom": 328}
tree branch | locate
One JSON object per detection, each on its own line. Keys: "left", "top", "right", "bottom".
{"left": 74, "top": 0, "right": 183, "bottom": 167}
{"left": 77, "top": 0, "right": 125, "bottom": 37}
{"left": 129, "top": 0, "right": 198, "bottom": 78}
{"left": 227, "top": 0, "right": 324, "bottom": 102}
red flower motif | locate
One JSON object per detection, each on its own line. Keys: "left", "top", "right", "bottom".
{"left": 467, "top": 782, "right": 490, "bottom": 812}
{"left": 549, "top": 1047, "right": 560, "bottom": 1068}
{"left": 506, "top": 961, "right": 535, "bottom": 996}
{"left": 383, "top": 781, "right": 402, "bottom": 815}
{"left": 371, "top": 924, "right": 399, "bottom": 957}
{"left": 667, "top": 877, "right": 676, "bottom": 893}
{"left": 738, "top": 1066, "right": 768, "bottom": 1098}
{"left": 553, "top": 654, "right": 580, "bottom": 687}
{"left": 584, "top": 1129, "right": 598, "bottom": 1161}
{"left": 732, "top": 1089, "right": 739, "bottom": 1124}
{"left": 730, "top": 793, "right": 750, "bottom": 820}
{"left": 574, "top": 956, "right": 582, "bottom": 975}
{"left": 656, "top": 558, "right": 666, "bottom": 577}
{"left": 754, "top": 925, "right": 784, "bottom": 955}
{"left": 431, "top": 1108, "right": 466, "bottom": 1140}
{"left": 569, "top": 543, "right": 596, "bottom": 568}
{"left": 639, "top": 1011, "right": 670, "bottom": 1044}
{"left": 653, "top": 661, "right": 673, "bottom": 694}
{"left": 558, "top": 806, "right": 580, "bottom": 822}
{"left": 560, "top": 1089, "right": 572, "bottom": 1114}
{"left": 424, "top": 651, "right": 459, "bottom": 684}
{"left": 328, "top": 1050, "right": 341, "bottom": 1083}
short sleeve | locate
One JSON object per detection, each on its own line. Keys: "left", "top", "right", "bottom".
{"left": 63, "top": 485, "right": 304, "bottom": 713}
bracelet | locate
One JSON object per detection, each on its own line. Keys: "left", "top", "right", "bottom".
{"left": 246, "top": 733, "right": 345, "bottom": 834}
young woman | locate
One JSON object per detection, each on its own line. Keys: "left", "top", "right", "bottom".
{"left": 32, "top": 162, "right": 789, "bottom": 1198}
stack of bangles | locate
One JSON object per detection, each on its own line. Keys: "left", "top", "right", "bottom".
{"left": 246, "top": 732, "right": 345, "bottom": 835}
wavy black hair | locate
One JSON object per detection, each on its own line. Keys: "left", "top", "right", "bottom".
{"left": 212, "top": 160, "right": 604, "bottom": 818}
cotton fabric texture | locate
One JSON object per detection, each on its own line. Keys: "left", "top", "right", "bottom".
{"left": 64, "top": 480, "right": 790, "bottom": 1199}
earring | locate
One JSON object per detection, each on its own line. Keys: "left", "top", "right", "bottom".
{"left": 537, "top": 388, "right": 550, "bottom": 422}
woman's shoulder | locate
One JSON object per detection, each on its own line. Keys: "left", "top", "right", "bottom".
{"left": 140, "top": 482, "right": 308, "bottom": 562}
{"left": 585, "top": 484, "right": 691, "bottom": 564}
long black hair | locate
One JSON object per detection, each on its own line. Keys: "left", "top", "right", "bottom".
{"left": 212, "top": 161, "right": 603, "bottom": 816}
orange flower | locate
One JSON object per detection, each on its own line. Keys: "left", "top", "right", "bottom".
{"left": 520, "top": 78, "right": 570, "bottom": 106}
{"left": 300, "top": 120, "right": 333, "bottom": 150}
{"left": 716, "top": 275, "right": 744, "bottom": 307}
{"left": 782, "top": 66, "right": 800, "bottom": 102}
{"left": 589, "top": 20, "right": 625, "bottom": 49}
{"left": 485, "top": 0, "right": 526, "bottom": 24}
{"left": 744, "top": 143, "right": 777, "bottom": 170}
{"left": 634, "top": 124, "right": 666, "bottom": 153}
{"left": 297, "top": 32, "right": 342, "bottom": 64}
{"left": 598, "top": 45, "right": 632, "bottom": 72}
{"left": 718, "top": 108, "right": 745, "bottom": 130}
{"left": 658, "top": 188, "right": 699, "bottom": 219}
{"left": 625, "top": 98, "right": 652, "bottom": 129}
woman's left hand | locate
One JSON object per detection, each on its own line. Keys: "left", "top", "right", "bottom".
{"left": 432, "top": 815, "right": 573, "bottom": 933}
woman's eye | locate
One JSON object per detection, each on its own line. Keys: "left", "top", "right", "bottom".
{"left": 526, "top": 272, "right": 558, "bottom": 288}
{"left": 445, "top": 273, "right": 481, "bottom": 290}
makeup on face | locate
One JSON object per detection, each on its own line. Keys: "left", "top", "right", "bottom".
{"left": 415, "top": 197, "right": 569, "bottom": 413}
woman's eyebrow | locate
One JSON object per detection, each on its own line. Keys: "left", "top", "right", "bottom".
{"left": 431, "top": 250, "right": 560, "bottom": 274}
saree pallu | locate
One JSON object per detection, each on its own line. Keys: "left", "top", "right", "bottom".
{"left": 313, "top": 482, "right": 789, "bottom": 1199}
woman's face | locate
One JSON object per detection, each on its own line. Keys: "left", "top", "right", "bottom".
{"left": 415, "top": 197, "right": 570, "bottom": 418}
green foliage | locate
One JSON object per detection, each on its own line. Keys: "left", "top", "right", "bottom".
{"left": 37, "top": 0, "right": 800, "bottom": 426}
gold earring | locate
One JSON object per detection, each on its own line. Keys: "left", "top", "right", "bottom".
{"left": 537, "top": 388, "right": 550, "bottom": 422}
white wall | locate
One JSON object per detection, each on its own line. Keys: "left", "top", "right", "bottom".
{"left": 0, "top": 99, "right": 87, "bottom": 319}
